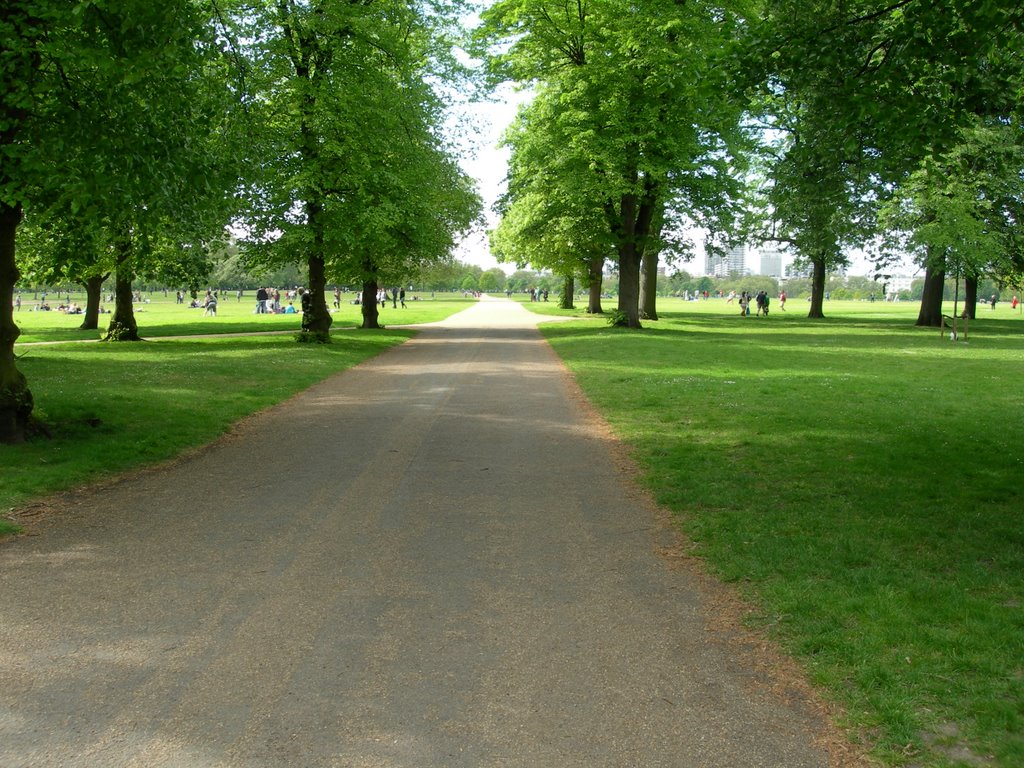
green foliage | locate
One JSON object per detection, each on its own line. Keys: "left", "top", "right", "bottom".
{"left": 606, "top": 309, "right": 629, "bottom": 327}
{"left": 477, "top": 269, "right": 502, "bottom": 292}
{"left": 879, "top": 119, "right": 1024, "bottom": 286}
{"left": 235, "top": 0, "right": 482, "bottom": 289}
{"left": 478, "top": 0, "right": 753, "bottom": 325}
{"left": 747, "top": 0, "right": 1024, "bottom": 312}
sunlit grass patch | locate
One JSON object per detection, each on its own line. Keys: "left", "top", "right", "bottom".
{"left": 541, "top": 303, "right": 1024, "bottom": 767}
{"left": 13, "top": 292, "right": 476, "bottom": 343}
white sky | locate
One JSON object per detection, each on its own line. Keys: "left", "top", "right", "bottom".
{"left": 451, "top": 84, "right": 531, "bottom": 274}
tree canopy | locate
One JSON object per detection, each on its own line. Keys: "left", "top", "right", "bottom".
{"left": 4, "top": 0, "right": 1024, "bottom": 442}
{"left": 477, "top": 0, "right": 752, "bottom": 326}
{"left": 0, "top": 0, "right": 482, "bottom": 440}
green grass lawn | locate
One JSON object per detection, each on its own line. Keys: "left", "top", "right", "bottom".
{"left": 537, "top": 296, "right": 1024, "bottom": 767}
{"left": 13, "top": 290, "right": 472, "bottom": 343}
{"left": 2, "top": 293, "right": 475, "bottom": 530}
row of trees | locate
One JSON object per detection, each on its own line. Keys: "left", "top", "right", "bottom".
{"left": 1, "top": 0, "right": 484, "bottom": 442}
{"left": 476, "top": 0, "right": 1024, "bottom": 326}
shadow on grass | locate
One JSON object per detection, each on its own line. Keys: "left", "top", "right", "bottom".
{"left": 543, "top": 314, "right": 1024, "bottom": 354}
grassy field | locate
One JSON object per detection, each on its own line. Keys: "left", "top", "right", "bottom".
{"left": 1, "top": 293, "right": 476, "bottom": 530}
{"left": 535, "top": 296, "right": 1024, "bottom": 768}
{"left": 13, "top": 289, "right": 470, "bottom": 343}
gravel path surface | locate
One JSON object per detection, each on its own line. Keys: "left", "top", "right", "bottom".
{"left": 2, "top": 297, "right": 858, "bottom": 767}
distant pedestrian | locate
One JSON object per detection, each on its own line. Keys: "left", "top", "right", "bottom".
{"left": 990, "top": 294, "right": 998, "bottom": 309}
{"left": 255, "top": 286, "right": 268, "bottom": 314}
{"left": 779, "top": 290, "right": 786, "bottom": 311}
{"left": 400, "top": 288, "right": 406, "bottom": 308}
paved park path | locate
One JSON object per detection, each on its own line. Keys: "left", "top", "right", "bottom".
{"left": 1, "top": 297, "right": 863, "bottom": 767}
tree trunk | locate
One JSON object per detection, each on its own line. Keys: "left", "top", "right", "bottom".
{"left": 79, "top": 274, "right": 105, "bottom": 331}
{"left": 616, "top": 244, "right": 642, "bottom": 327}
{"left": 807, "top": 256, "right": 826, "bottom": 319}
{"left": 587, "top": 254, "right": 604, "bottom": 314}
{"left": 300, "top": 253, "right": 332, "bottom": 338}
{"left": 639, "top": 247, "right": 659, "bottom": 320}
{"left": 360, "top": 278, "right": 382, "bottom": 329}
{"left": 0, "top": 201, "right": 32, "bottom": 443}
{"left": 963, "top": 274, "right": 978, "bottom": 320}
{"left": 104, "top": 233, "right": 141, "bottom": 341}
{"left": 916, "top": 263, "right": 946, "bottom": 327}
{"left": 559, "top": 274, "right": 574, "bottom": 309}
{"left": 612, "top": 189, "right": 656, "bottom": 329}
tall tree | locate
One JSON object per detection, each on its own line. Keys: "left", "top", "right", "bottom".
{"left": 880, "top": 119, "right": 1024, "bottom": 323}
{"left": 238, "top": 0, "right": 479, "bottom": 337}
{"left": 489, "top": 91, "right": 614, "bottom": 312}
{"left": 478, "top": 0, "right": 750, "bottom": 328}
{"left": 0, "top": 0, "right": 237, "bottom": 442}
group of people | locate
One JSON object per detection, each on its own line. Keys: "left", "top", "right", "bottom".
{"left": 374, "top": 287, "right": 407, "bottom": 308}
{"left": 254, "top": 287, "right": 288, "bottom": 314}
{"left": 729, "top": 290, "right": 778, "bottom": 316}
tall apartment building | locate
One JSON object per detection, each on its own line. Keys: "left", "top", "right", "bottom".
{"left": 705, "top": 244, "right": 747, "bottom": 277}
{"left": 758, "top": 246, "right": 785, "bottom": 278}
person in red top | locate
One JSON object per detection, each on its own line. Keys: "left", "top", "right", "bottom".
{"left": 779, "top": 290, "right": 787, "bottom": 311}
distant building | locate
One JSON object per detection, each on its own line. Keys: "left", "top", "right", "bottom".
{"left": 884, "top": 275, "right": 916, "bottom": 295}
{"left": 758, "top": 246, "right": 785, "bottom": 278}
{"left": 705, "top": 244, "right": 747, "bottom": 277}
